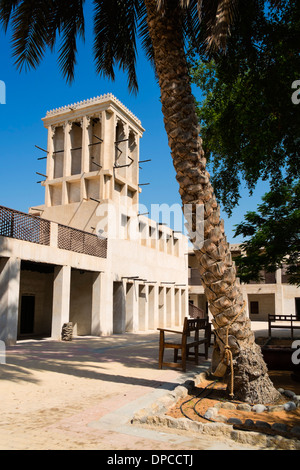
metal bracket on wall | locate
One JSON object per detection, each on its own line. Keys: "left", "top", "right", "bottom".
{"left": 114, "top": 156, "right": 134, "bottom": 169}
{"left": 90, "top": 197, "right": 101, "bottom": 203}
{"left": 138, "top": 158, "right": 151, "bottom": 169}
{"left": 89, "top": 134, "right": 103, "bottom": 149}
{"left": 121, "top": 276, "right": 140, "bottom": 280}
{"left": 90, "top": 158, "right": 102, "bottom": 169}
{"left": 137, "top": 212, "right": 149, "bottom": 217}
{"left": 114, "top": 139, "right": 129, "bottom": 166}
{"left": 35, "top": 145, "right": 48, "bottom": 160}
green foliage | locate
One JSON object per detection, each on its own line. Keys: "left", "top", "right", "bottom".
{"left": 189, "top": 0, "right": 300, "bottom": 215}
{"left": 234, "top": 180, "right": 300, "bottom": 285}
{"left": 189, "top": 0, "right": 300, "bottom": 284}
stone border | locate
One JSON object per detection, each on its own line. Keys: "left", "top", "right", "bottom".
{"left": 131, "top": 372, "right": 300, "bottom": 450}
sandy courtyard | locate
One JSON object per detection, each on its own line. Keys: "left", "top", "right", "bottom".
{"left": 0, "top": 332, "right": 267, "bottom": 451}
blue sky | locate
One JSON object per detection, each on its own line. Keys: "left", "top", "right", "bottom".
{"left": 0, "top": 6, "right": 270, "bottom": 244}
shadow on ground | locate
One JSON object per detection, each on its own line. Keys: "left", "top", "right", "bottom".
{"left": 1, "top": 332, "right": 212, "bottom": 390}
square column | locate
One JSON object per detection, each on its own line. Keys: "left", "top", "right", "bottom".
{"left": 46, "top": 125, "right": 55, "bottom": 185}
{"left": 170, "top": 285, "right": 176, "bottom": 326}
{"left": 165, "top": 287, "right": 173, "bottom": 327}
{"left": 63, "top": 121, "right": 72, "bottom": 180}
{"left": 0, "top": 257, "right": 21, "bottom": 346}
{"left": 174, "top": 288, "right": 181, "bottom": 326}
{"left": 91, "top": 271, "right": 111, "bottom": 336}
{"left": 138, "top": 283, "right": 149, "bottom": 331}
{"left": 147, "top": 284, "right": 159, "bottom": 330}
{"left": 158, "top": 286, "right": 166, "bottom": 328}
{"left": 181, "top": 288, "right": 188, "bottom": 322}
{"left": 101, "top": 110, "right": 115, "bottom": 170}
{"left": 113, "top": 280, "right": 126, "bottom": 334}
{"left": 125, "top": 281, "right": 139, "bottom": 332}
{"left": 51, "top": 265, "right": 71, "bottom": 339}
{"left": 81, "top": 116, "right": 91, "bottom": 174}
{"left": 91, "top": 271, "right": 113, "bottom": 336}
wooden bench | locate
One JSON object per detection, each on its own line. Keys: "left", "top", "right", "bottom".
{"left": 268, "top": 314, "right": 300, "bottom": 340}
{"left": 158, "top": 317, "right": 211, "bottom": 372}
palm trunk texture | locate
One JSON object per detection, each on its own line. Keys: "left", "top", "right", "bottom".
{"left": 144, "top": 0, "right": 280, "bottom": 404}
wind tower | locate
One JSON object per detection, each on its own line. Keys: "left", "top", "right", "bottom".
{"left": 31, "top": 94, "right": 145, "bottom": 235}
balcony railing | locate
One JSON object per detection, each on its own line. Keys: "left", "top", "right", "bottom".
{"left": 0, "top": 205, "right": 50, "bottom": 246}
{"left": 58, "top": 224, "right": 107, "bottom": 258}
{"left": 0, "top": 205, "right": 107, "bottom": 259}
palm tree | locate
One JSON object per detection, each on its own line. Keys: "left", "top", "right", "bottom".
{"left": 0, "top": 0, "right": 281, "bottom": 403}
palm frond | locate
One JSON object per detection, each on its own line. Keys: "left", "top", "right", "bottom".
{"left": 93, "top": 0, "right": 142, "bottom": 94}
{"left": 137, "top": 2, "right": 155, "bottom": 69}
{"left": 203, "top": 0, "right": 282, "bottom": 53}
{"left": 196, "top": 0, "right": 203, "bottom": 20}
{"left": 0, "top": 0, "right": 284, "bottom": 91}
{"left": 155, "top": 0, "right": 235, "bottom": 53}
{"left": 156, "top": 0, "right": 194, "bottom": 14}
{"left": 156, "top": 0, "right": 165, "bottom": 11}
{"left": 55, "top": 0, "right": 85, "bottom": 83}
{"left": 0, "top": 0, "right": 21, "bottom": 31}
{"left": 203, "top": 0, "right": 237, "bottom": 52}
{"left": 10, "top": 0, "right": 51, "bottom": 72}
{"left": 3, "top": 0, "right": 85, "bottom": 83}
{"left": 183, "top": 0, "right": 205, "bottom": 45}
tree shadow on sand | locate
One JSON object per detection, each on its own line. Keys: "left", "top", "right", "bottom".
{"left": 2, "top": 333, "right": 211, "bottom": 391}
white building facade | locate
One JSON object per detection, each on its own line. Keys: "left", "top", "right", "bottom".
{"left": 188, "top": 245, "right": 300, "bottom": 321}
{"left": 0, "top": 94, "right": 189, "bottom": 345}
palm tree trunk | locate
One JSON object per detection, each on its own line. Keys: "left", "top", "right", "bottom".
{"left": 144, "top": 0, "right": 280, "bottom": 404}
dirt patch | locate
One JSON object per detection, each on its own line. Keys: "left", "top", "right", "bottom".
{"left": 167, "top": 371, "right": 300, "bottom": 436}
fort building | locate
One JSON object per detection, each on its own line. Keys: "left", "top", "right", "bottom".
{"left": 188, "top": 246, "right": 300, "bottom": 322}
{"left": 1, "top": 94, "right": 299, "bottom": 347}
{"left": 0, "top": 94, "right": 189, "bottom": 345}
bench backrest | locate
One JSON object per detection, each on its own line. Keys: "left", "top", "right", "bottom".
{"left": 268, "top": 314, "right": 297, "bottom": 322}
{"left": 183, "top": 317, "right": 208, "bottom": 333}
